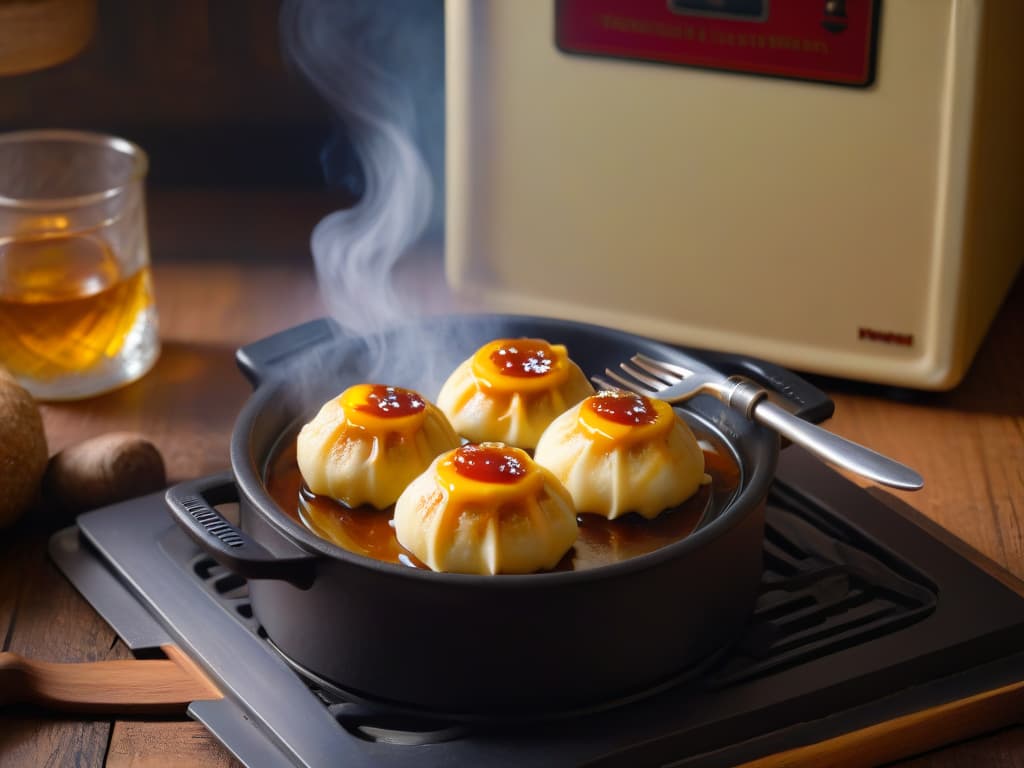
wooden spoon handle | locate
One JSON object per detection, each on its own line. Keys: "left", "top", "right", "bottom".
{"left": 0, "top": 644, "right": 221, "bottom": 714}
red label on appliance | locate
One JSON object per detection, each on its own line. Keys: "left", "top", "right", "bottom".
{"left": 556, "top": 0, "right": 880, "bottom": 86}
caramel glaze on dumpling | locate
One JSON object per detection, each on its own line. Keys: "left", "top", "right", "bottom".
{"left": 394, "top": 442, "right": 579, "bottom": 575}
{"left": 436, "top": 338, "right": 594, "bottom": 451}
{"left": 296, "top": 384, "right": 460, "bottom": 510}
{"left": 533, "top": 390, "right": 709, "bottom": 520}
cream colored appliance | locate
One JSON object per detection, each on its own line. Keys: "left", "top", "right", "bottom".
{"left": 445, "top": 0, "right": 1023, "bottom": 389}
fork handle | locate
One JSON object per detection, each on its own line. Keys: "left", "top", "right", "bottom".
{"left": 751, "top": 399, "right": 924, "bottom": 490}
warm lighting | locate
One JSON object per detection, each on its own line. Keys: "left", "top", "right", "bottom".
{"left": 0, "top": 0, "right": 96, "bottom": 76}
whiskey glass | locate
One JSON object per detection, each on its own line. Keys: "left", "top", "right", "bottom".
{"left": 0, "top": 130, "right": 159, "bottom": 400}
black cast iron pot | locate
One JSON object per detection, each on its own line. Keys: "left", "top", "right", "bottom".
{"left": 166, "top": 315, "right": 833, "bottom": 718}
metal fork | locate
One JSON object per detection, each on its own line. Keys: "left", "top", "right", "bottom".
{"left": 594, "top": 354, "right": 924, "bottom": 491}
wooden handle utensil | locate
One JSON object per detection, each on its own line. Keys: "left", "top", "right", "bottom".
{"left": 0, "top": 644, "right": 221, "bottom": 714}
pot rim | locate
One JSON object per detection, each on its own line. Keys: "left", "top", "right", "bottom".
{"left": 230, "top": 316, "right": 780, "bottom": 586}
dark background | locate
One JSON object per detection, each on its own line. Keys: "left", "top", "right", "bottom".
{"left": 0, "top": 0, "right": 449, "bottom": 267}
{"left": 1, "top": 0, "right": 334, "bottom": 187}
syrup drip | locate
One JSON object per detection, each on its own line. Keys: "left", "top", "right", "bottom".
{"left": 351, "top": 385, "right": 425, "bottom": 417}
{"left": 489, "top": 340, "right": 554, "bottom": 377}
{"left": 587, "top": 391, "right": 658, "bottom": 425}
{"left": 451, "top": 443, "right": 527, "bottom": 484}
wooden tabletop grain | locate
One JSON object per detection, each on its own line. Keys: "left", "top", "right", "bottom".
{"left": 1, "top": 188, "right": 1022, "bottom": 767}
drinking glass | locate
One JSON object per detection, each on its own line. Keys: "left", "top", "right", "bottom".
{"left": 0, "top": 130, "right": 160, "bottom": 400}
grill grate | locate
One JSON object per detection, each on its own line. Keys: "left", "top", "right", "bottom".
{"left": 705, "top": 493, "right": 937, "bottom": 688}
{"left": 185, "top": 483, "right": 937, "bottom": 741}
{"left": 59, "top": 448, "right": 1024, "bottom": 767}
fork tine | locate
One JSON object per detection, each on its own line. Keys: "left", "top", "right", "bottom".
{"left": 630, "top": 356, "right": 684, "bottom": 386}
{"left": 618, "top": 362, "right": 669, "bottom": 392}
{"left": 632, "top": 353, "right": 694, "bottom": 380}
{"left": 600, "top": 367, "right": 660, "bottom": 396}
{"left": 590, "top": 374, "right": 623, "bottom": 392}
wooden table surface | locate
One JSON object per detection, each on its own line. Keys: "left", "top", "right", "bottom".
{"left": 1, "top": 188, "right": 1022, "bottom": 767}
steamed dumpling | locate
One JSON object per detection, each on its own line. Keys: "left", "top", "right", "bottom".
{"left": 394, "top": 443, "right": 578, "bottom": 575}
{"left": 533, "top": 390, "right": 708, "bottom": 520}
{"left": 436, "top": 338, "right": 594, "bottom": 450}
{"left": 297, "top": 384, "right": 460, "bottom": 509}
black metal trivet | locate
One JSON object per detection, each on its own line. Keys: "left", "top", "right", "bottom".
{"left": 52, "top": 448, "right": 1024, "bottom": 767}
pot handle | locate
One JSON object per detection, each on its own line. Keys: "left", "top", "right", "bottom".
{"left": 235, "top": 317, "right": 340, "bottom": 388}
{"left": 236, "top": 316, "right": 833, "bottom": 422}
{"left": 166, "top": 473, "right": 316, "bottom": 588}
{"left": 682, "top": 348, "right": 834, "bottom": 425}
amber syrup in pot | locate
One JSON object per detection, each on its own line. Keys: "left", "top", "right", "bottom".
{"left": 264, "top": 426, "right": 741, "bottom": 572}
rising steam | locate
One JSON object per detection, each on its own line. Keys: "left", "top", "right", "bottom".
{"left": 279, "top": 0, "right": 443, "bottom": 341}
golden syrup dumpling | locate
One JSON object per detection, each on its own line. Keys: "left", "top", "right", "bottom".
{"left": 393, "top": 443, "right": 578, "bottom": 575}
{"left": 296, "top": 384, "right": 460, "bottom": 510}
{"left": 534, "top": 390, "right": 708, "bottom": 520}
{"left": 436, "top": 338, "right": 594, "bottom": 450}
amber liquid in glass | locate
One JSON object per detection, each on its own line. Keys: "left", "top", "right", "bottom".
{"left": 0, "top": 230, "right": 153, "bottom": 381}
